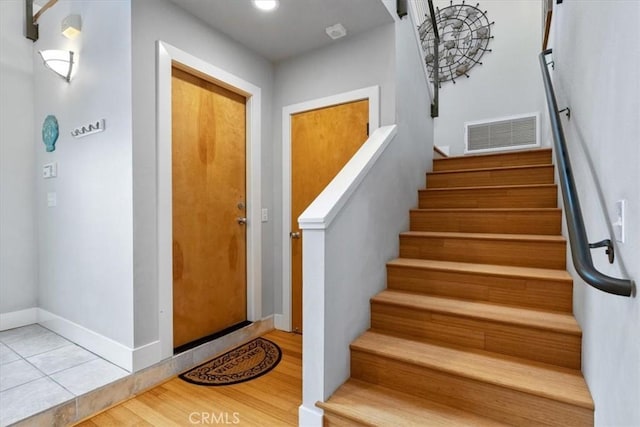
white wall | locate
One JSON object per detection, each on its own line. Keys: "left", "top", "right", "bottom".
{"left": 298, "top": 10, "right": 434, "bottom": 424}
{"left": 551, "top": 2, "right": 640, "bottom": 425}
{"left": 432, "top": 0, "right": 546, "bottom": 154}
{"left": 324, "top": 8, "right": 433, "bottom": 398}
{"left": 0, "top": 1, "right": 37, "bottom": 317}
{"left": 272, "top": 23, "right": 396, "bottom": 314}
{"left": 34, "top": 1, "right": 134, "bottom": 347}
{"left": 131, "top": 0, "right": 275, "bottom": 347}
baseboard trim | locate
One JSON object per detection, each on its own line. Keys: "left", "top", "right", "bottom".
{"left": 37, "top": 309, "right": 134, "bottom": 372}
{"left": 0, "top": 308, "right": 38, "bottom": 331}
{"left": 274, "top": 313, "right": 291, "bottom": 331}
{"left": 132, "top": 339, "right": 161, "bottom": 372}
{"left": 3, "top": 309, "right": 272, "bottom": 375}
{"left": 1, "top": 308, "right": 143, "bottom": 372}
{"left": 299, "top": 405, "right": 324, "bottom": 427}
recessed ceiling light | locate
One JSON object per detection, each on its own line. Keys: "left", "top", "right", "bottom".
{"left": 252, "top": 0, "right": 279, "bottom": 12}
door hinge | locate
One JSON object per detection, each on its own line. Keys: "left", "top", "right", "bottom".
{"left": 366, "top": 122, "right": 369, "bottom": 136}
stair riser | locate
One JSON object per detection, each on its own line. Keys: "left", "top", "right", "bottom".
{"left": 371, "top": 303, "right": 581, "bottom": 369}
{"left": 410, "top": 210, "right": 561, "bottom": 235}
{"left": 351, "top": 350, "right": 593, "bottom": 426}
{"left": 386, "top": 264, "right": 573, "bottom": 312}
{"left": 419, "top": 186, "right": 557, "bottom": 209}
{"left": 427, "top": 166, "right": 555, "bottom": 189}
{"left": 433, "top": 149, "right": 552, "bottom": 172}
{"left": 399, "top": 235, "right": 566, "bottom": 269}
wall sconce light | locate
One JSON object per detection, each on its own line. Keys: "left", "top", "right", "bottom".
{"left": 38, "top": 50, "right": 75, "bottom": 82}
{"left": 61, "top": 14, "right": 81, "bottom": 39}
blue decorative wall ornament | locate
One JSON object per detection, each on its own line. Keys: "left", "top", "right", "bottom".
{"left": 42, "top": 115, "right": 59, "bottom": 152}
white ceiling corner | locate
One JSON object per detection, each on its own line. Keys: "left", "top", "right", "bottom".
{"left": 166, "top": 0, "right": 394, "bottom": 62}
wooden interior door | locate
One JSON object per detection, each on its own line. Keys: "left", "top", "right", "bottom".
{"left": 172, "top": 66, "right": 247, "bottom": 348}
{"left": 291, "top": 99, "right": 369, "bottom": 333}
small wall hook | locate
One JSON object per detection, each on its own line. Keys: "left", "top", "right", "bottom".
{"left": 71, "top": 119, "right": 105, "bottom": 138}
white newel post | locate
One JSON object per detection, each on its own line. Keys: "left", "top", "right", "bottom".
{"left": 297, "top": 227, "right": 326, "bottom": 426}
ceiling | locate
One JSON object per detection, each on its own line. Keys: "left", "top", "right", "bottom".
{"left": 166, "top": 0, "right": 394, "bottom": 62}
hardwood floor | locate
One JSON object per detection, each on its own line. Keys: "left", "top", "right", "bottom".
{"left": 75, "top": 331, "right": 301, "bottom": 427}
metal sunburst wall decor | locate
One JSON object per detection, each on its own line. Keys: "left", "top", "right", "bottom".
{"left": 419, "top": 1, "right": 494, "bottom": 85}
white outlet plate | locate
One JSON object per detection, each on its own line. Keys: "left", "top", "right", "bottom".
{"left": 47, "top": 192, "right": 57, "bottom": 207}
{"left": 261, "top": 208, "right": 268, "bottom": 222}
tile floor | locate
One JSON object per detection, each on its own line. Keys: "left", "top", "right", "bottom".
{"left": 0, "top": 324, "right": 129, "bottom": 426}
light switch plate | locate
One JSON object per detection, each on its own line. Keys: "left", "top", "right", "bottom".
{"left": 43, "top": 162, "right": 57, "bottom": 179}
{"left": 613, "top": 199, "right": 625, "bottom": 243}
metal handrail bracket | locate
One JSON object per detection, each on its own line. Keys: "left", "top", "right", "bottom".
{"left": 539, "top": 49, "right": 633, "bottom": 297}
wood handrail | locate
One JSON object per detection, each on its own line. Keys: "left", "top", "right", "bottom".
{"left": 33, "top": 0, "right": 58, "bottom": 23}
{"left": 25, "top": 0, "right": 58, "bottom": 41}
{"left": 427, "top": 0, "right": 439, "bottom": 118}
{"left": 543, "top": 10, "right": 552, "bottom": 50}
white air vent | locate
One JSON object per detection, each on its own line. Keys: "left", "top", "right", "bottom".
{"left": 465, "top": 113, "right": 539, "bottom": 154}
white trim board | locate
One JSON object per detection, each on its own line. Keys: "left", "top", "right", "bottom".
{"left": 0, "top": 308, "right": 159, "bottom": 372}
{"left": 37, "top": 309, "right": 144, "bottom": 372}
{"left": 1, "top": 310, "right": 273, "bottom": 374}
{"left": 277, "top": 86, "right": 380, "bottom": 332}
{"left": 156, "top": 41, "right": 263, "bottom": 361}
{"left": 0, "top": 308, "right": 39, "bottom": 331}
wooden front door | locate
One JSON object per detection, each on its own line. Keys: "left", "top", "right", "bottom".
{"left": 172, "top": 66, "right": 247, "bottom": 349}
{"left": 291, "top": 99, "right": 369, "bottom": 333}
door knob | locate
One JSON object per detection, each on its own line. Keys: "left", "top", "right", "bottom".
{"left": 289, "top": 231, "right": 301, "bottom": 239}
{"left": 237, "top": 217, "right": 247, "bottom": 225}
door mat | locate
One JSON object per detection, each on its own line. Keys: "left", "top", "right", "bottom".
{"left": 179, "top": 337, "right": 282, "bottom": 386}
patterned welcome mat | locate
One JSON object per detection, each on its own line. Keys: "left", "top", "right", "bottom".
{"left": 179, "top": 337, "right": 282, "bottom": 386}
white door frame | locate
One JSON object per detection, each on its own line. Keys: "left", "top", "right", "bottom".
{"left": 156, "top": 41, "right": 262, "bottom": 360}
{"left": 277, "top": 86, "right": 380, "bottom": 331}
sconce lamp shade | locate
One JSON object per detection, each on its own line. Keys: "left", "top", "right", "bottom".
{"left": 61, "top": 14, "right": 82, "bottom": 39}
{"left": 39, "top": 50, "right": 75, "bottom": 82}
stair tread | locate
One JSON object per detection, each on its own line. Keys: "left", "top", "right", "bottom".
{"left": 410, "top": 207, "right": 561, "bottom": 213}
{"left": 428, "top": 164, "right": 553, "bottom": 175}
{"left": 351, "top": 331, "right": 594, "bottom": 410}
{"left": 421, "top": 183, "right": 557, "bottom": 192}
{"left": 372, "top": 290, "right": 581, "bottom": 335}
{"left": 319, "top": 379, "right": 508, "bottom": 427}
{"left": 400, "top": 230, "right": 565, "bottom": 242}
{"left": 387, "top": 258, "right": 572, "bottom": 281}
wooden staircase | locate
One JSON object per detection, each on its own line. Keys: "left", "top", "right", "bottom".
{"left": 317, "top": 148, "right": 594, "bottom": 426}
